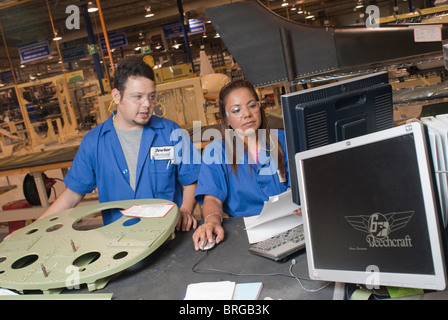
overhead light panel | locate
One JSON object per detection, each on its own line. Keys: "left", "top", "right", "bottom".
{"left": 145, "top": 5, "right": 154, "bottom": 18}
{"left": 87, "top": 1, "right": 98, "bottom": 13}
{"left": 281, "top": 0, "right": 289, "bottom": 7}
{"left": 305, "top": 12, "right": 315, "bottom": 19}
{"left": 53, "top": 31, "right": 62, "bottom": 41}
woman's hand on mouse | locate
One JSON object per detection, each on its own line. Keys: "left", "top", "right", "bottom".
{"left": 192, "top": 219, "right": 225, "bottom": 251}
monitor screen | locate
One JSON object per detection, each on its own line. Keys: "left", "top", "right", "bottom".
{"left": 281, "top": 72, "right": 394, "bottom": 205}
{"left": 295, "top": 122, "right": 447, "bottom": 290}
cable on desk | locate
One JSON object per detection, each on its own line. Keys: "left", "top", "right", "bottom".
{"left": 192, "top": 251, "right": 331, "bottom": 293}
{"left": 192, "top": 251, "right": 292, "bottom": 278}
{"left": 288, "top": 259, "right": 332, "bottom": 293}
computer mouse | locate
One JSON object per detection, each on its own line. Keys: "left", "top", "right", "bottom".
{"left": 199, "top": 238, "right": 216, "bottom": 251}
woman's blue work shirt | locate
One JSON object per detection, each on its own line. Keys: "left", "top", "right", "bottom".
{"left": 64, "top": 114, "right": 201, "bottom": 225}
{"left": 195, "top": 129, "right": 290, "bottom": 217}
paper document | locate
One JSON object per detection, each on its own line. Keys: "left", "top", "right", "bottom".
{"left": 0, "top": 288, "right": 18, "bottom": 296}
{"left": 184, "top": 281, "right": 236, "bottom": 300}
{"left": 233, "top": 282, "right": 263, "bottom": 300}
{"left": 244, "top": 189, "right": 302, "bottom": 243}
{"left": 120, "top": 203, "right": 176, "bottom": 219}
{"left": 184, "top": 281, "right": 263, "bottom": 300}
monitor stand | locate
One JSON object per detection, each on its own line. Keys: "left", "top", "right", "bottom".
{"left": 333, "top": 282, "right": 346, "bottom": 300}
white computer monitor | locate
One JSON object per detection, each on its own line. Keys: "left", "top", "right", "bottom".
{"left": 295, "top": 121, "right": 447, "bottom": 290}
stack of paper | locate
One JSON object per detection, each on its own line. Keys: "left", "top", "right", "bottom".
{"left": 184, "top": 281, "right": 263, "bottom": 300}
{"left": 244, "top": 189, "right": 302, "bottom": 243}
{"left": 0, "top": 288, "right": 18, "bottom": 296}
{"left": 233, "top": 282, "right": 264, "bottom": 300}
{"left": 120, "top": 203, "right": 176, "bottom": 218}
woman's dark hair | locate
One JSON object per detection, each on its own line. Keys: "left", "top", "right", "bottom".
{"left": 218, "top": 79, "right": 286, "bottom": 179}
{"left": 113, "top": 57, "right": 155, "bottom": 97}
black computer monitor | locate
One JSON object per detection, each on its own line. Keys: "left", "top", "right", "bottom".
{"left": 281, "top": 72, "right": 394, "bottom": 205}
{"left": 295, "top": 122, "right": 447, "bottom": 290}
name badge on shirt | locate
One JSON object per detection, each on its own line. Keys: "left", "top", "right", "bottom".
{"left": 150, "top": 146, "right": 174, "bottom": 161}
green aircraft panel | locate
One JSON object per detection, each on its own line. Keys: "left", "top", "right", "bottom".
{"left": 0, "top": 199, "right": 179, "bottom": 294}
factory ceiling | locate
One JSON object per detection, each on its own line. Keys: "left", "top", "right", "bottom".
{"left": 0, "top": 0, "right": 433, "bottom": 82}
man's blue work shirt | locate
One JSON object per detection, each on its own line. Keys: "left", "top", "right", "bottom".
{"left": 195, "top": 129, "right": 290, "bottom": 217}
{"left": 64, "top": 114, "right": 201, "bottom": 225}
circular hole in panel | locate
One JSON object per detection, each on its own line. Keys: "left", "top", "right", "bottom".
{"left": 46, "top": 224, "right": 63, "bottom": 232}
{"left": 0, "top": 257, "right": 6, "bottom": 263}
{"left": 0, "top": 270, "right": 4, "bottom": 275}
{"left": 72, "top": 252, "right": 101, "bottom": 269}
{"left": 123, "top": 217, "right": 141, "bottom": 227}
{"left": 26, "top": 229, "right": 38, "bottom": 235}
{"left": 49, "top": 216, "right": 59, "bottom": 221}
{"left": 11, "top": 254, "right": 39, "bottom": 269}
{"left": 113, "top": 251, "right": 128, "bottom": 260}
{"left": 72, "top": 210, "right": 105, "bottom": 231}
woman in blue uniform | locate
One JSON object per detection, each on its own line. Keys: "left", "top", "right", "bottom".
{"left": 39, "top": 58, "right": 200, "bottom": 231}
{"left": 193, "top": 79, "right": 296, "bottom": 250}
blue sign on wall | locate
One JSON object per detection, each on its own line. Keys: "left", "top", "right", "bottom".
{"left": 18, "top": 40, "right": 51, "bottom": 64}
{"left": 99, "top": 31, "right": 128, "bottom": 51}
{"left": 188, "top": 19, "right": 206, "bottom": 35}
{"left": 163, "top": 19, "right": 206, "bottom": 39}
{"left": 162, "top": 21, "right": 184, "bottom": 39}
{"left": 0, "top": 70, "right": 14, "bottom": 84}
{"left": 61, "top": 46, "right": 86, "bottom": 63}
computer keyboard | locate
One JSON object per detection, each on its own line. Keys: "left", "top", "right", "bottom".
{"left": 248, "top": 224, "right": 306, "bottom": 261}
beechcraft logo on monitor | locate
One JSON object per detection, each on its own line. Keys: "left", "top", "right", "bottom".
{"left": 345, "top": 211, "right": 414, "bottom": 248}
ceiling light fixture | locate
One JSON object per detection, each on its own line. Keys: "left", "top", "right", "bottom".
{"left": 145, "top": 5, "right": 154, "bottom": 18}
{"left": 87, "top": 1, "right": 98, "bottom": 13}
{"left": 305, "top": 12, "right": 315, "bottom": 19}
{"left": 281, "top": 0, "right": 289, "bottom": 7}
{"left": 173, "top": 41, "right": 181, "bottom": 49}
{"left": 53, "top": 31, "right": 62, "bottom": 41}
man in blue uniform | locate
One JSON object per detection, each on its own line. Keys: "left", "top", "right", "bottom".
{"left": 40, "top": 58, "right": 200, "bottom": 231}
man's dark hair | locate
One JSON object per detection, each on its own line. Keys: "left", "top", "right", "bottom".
{"left": 113, "top": 57, "right": 155, "bottom": 96}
